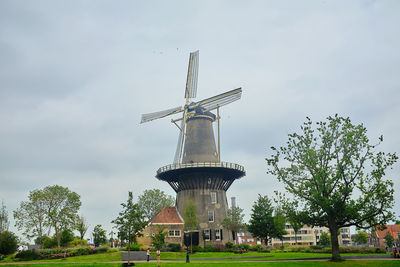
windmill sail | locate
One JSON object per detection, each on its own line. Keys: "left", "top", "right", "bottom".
{"left": 185, "top": 50, "right": 199, "bottom": 100}
{"left": 195, "top": 88, "right": 242, "bottom": 112}
{"left": 141, "top": 106, "right": 183, "bottom": 123}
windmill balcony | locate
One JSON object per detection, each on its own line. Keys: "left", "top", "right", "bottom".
{"left": 156, "top": 161, "right": 245, "bottom": 192}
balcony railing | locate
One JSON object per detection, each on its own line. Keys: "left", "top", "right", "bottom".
{"left": 157, "top": 161, "right": 245, "bottom": 175}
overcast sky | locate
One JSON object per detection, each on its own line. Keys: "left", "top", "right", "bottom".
{"left": 1, "top": 0, "right": 399, "bottom": 241}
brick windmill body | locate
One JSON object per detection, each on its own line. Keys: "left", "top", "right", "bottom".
{"left": 141, "top": 51, "right": 245, "bottom": 245}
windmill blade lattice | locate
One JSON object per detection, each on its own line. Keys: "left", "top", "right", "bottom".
{"left": 185, "top": 50, "right": 199, "bottom": 100}
{"left": 141, "top": 106, "right": 183, "bottom": 123}
{"left": 194, "top": 88, "right": 242, "bottom": 112}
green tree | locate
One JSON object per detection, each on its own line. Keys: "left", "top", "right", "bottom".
{"left": 272, "top": 207, "right": 287, "bottom": 248}
{"left": 266, "top": 115, "right": 397, "bottom": 260}
{"left": 353, "top": 230, "right": 368, "bottom": 246}
{"left": 42, "top": 185, "right": 81, "bottom": 247}
{"left": 248, "top": 195, "right": 275, "bottom": 245}
{"left": 221, "top": 206, "right": 245, "bottom": 244}
{"left": 0, "top": 231, "right": 18, "bottom": 255}
{"left": 0, "top": 200, "right": 9, "bottom": 234}
{"left": 138, "top": 189, "right": 175, "bottom": 220}
{"left": 384, "top": 232, "right": 394, "bottom": 248}
{"left": 319, "top": 232, "right": 331, "bottom": 246}
{"left": 184, "top": 200, "right": 198, "bottom": 252}
{"left": 75, "top": 215, "right": 89, "bottom": 240}
{"left": 274, "top": 193, "right": 303, "bottom": 246}
{"left": 112, "top": 192, "right": 146, "bottom": 266}
{"left": 14, "top": 186, "right": 81, "bottom": 247}
{"left": 93, "top": 225, "right": 107, "bottom": 247}
{"left": 395, "top": 219, "right": 400, "bottom": 225}
{"left": 151, "top": 226, "right": 167, "bottom": 250}
{"left": 14, "top": 189, "right": 47, "bottom": 242}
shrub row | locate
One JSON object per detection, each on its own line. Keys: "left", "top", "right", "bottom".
{"left": 188, "top": 243, "right": 270, "bottom": 253}
{"left": 321, "top": 246, "right": 386, "bottom": 254}
{"left": 15, "top": 246, "right": 110, "bottom": 261}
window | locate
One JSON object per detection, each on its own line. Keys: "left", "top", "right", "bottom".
{"left": 342, "top": 234, "right": 349, "bottom": 239}
{"left": 204, "top": 229, "right": 210, "bottom": 241}
{"left": 215, "top": 229, "right": 221, "bottom": 240}
{"left": 247, "top": 238, "right": 254, "bottom": 242}
{"left": 211, "top": 192, "right": 217, "bottom": 204}
{"left": 208, "top": 211, "right": 214, "bottom": 222}
{"left": 168, "top": 230, "right": 181, "bottom": 237}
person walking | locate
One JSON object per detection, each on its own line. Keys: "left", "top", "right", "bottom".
{"left": 146, "top": 248, "right": 150, "bottom": 262}
{"left": 156, "top": 249, "right": 160, "bottom": 264}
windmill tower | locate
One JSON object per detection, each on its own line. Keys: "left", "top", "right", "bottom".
{"left": 141, "top": 51, "right": 245, "bottom": 245}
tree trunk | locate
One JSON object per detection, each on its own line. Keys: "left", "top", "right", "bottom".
{"left": 295, "top": 232, "right": 298, "bottom": 246}
{"left": 329, "top": 224, "right": 341, "bottom": 261}
{"left": 54, "top": 224, "right": 60, "bottom": 247}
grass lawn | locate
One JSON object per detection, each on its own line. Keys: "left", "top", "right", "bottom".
{"left": 1, "top": 260, "right": 399, "bottom": 267}
{"left": 150, "top": 251, "right": 388, "bottom": 260}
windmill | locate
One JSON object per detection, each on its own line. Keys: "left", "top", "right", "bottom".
{"left": 140, "top": 50, "right": 242, "bottom": 164}
{"left": 141, "top": 51, "right": 245, "bottom": 246}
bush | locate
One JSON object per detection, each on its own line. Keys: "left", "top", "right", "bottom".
{"left": 15, "top": 250, "right": 40, "bottom": 261}
{"left": 60, "top": 229, "right": 74, "bottom": 247}
{"left": 94, "top": 246, "right": 108, "bottom": 254}
{"left": 238, "top": 243, "right": 250, "bottom": 251}
{"left": 249, "top": 244, "right": 262, "bottom": 252}
{"left": 69, "top": 237, "right": 88, "bottom": 247}
{"left": 124, "top": 243, "right": 143, "bottom": 251}
{"left": 0, "top": 231, "right": 18, "bottom": 255}
{"left": 225, "top": 242, "right": 234, "bottom": 249}
{"left": 42, "top": 237, "right": 57, "bottom": 249}
{"left": 191, "top": 245, "right": 203, "bottom": 252}
{"left": 211, "top": 244, "right": 225, "bottom": 252}
{"left": 167, "top": 243, "right": 181, "bottom": 252}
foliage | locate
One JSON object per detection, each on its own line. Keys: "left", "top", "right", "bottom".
{"left": 151, "top": 226, "right": 167, "bottom": 249}
{"left": 0, "top": 200, "right": 9, "bottom": 234}
{"left": 225, "top": 241, "right": 234, "bottom": 249}
{"left": 42, "top": 236, "right": 58, "bottom": 249}
{"left": 112, "top": 191, "right": 146, "bottom": 265}
{"left": 384, "top": 232, "right": 394, "bottom": 248}
{"left": 14, "top": 185, "right": 81, "bottom": 247}
{"left": 184, "top": 200, "right": 198, "bottom": 231}
{"left": 34, "top": 235, "right": 48, "bottom": 245}
{"left": 272, "top": 207, "right": 287, "bottom": 242}
{"left": 395, "top": 219, "right": 400, "bottom": 225}
{"left": 93, "top": 225, "right": 107, "bottom": 247}
{"left": 137, "top": 189, "right": 175, "bottom": 220}
{"left": 221, "top": 206, "right": 246, "bottom": 243}
{"left": 69, "top": 237, "right": 88, "bottom": 247}
{"left": 123, "top": 243, "right": 143, "bottom": 251}
{"left": 354, "top": 230, "right": 368, "bottom": 245}
{"left": 75, "top": 215, "right": 89, "bottom": 240}
{"left": 167, "top": 243, "right": 181, "bottom": 252}
{"left": 275, "top": 193, "right": 304, "bottom": 246}
{"left": 266, "top": 115, "right": 397, "bottom": 260}
{"left": 15, "top": 249, "right": 40, "bottom": 260}
{"left": 14, "top": 246, "right": 111, "bottom": 261}
{"left": 248, "top": 194, "right": 275, "bottom": 244}
{"left": 60, "top": 229, "right": 74, "bottom": 247}
{"left": 14, "top": 189, "right": 47, "bottom": 242}
{"left": 0, "top": 231, "right": 18, "bottom": 255}
{"left": 319, "top": 232, "right": 331, "bottom": 246}
{"left": 183, "top": 200, "right": 198, "bottom": 252}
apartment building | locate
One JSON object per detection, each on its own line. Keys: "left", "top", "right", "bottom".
{"left": 270, "top": 224, "right": 351, "bottom": 246}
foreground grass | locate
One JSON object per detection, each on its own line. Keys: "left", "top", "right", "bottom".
{"left": 1, "top": 260, "right": 399, "bottom": 267}
{"left": 150, "top": 251, "right": 388, "bottom": 260}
